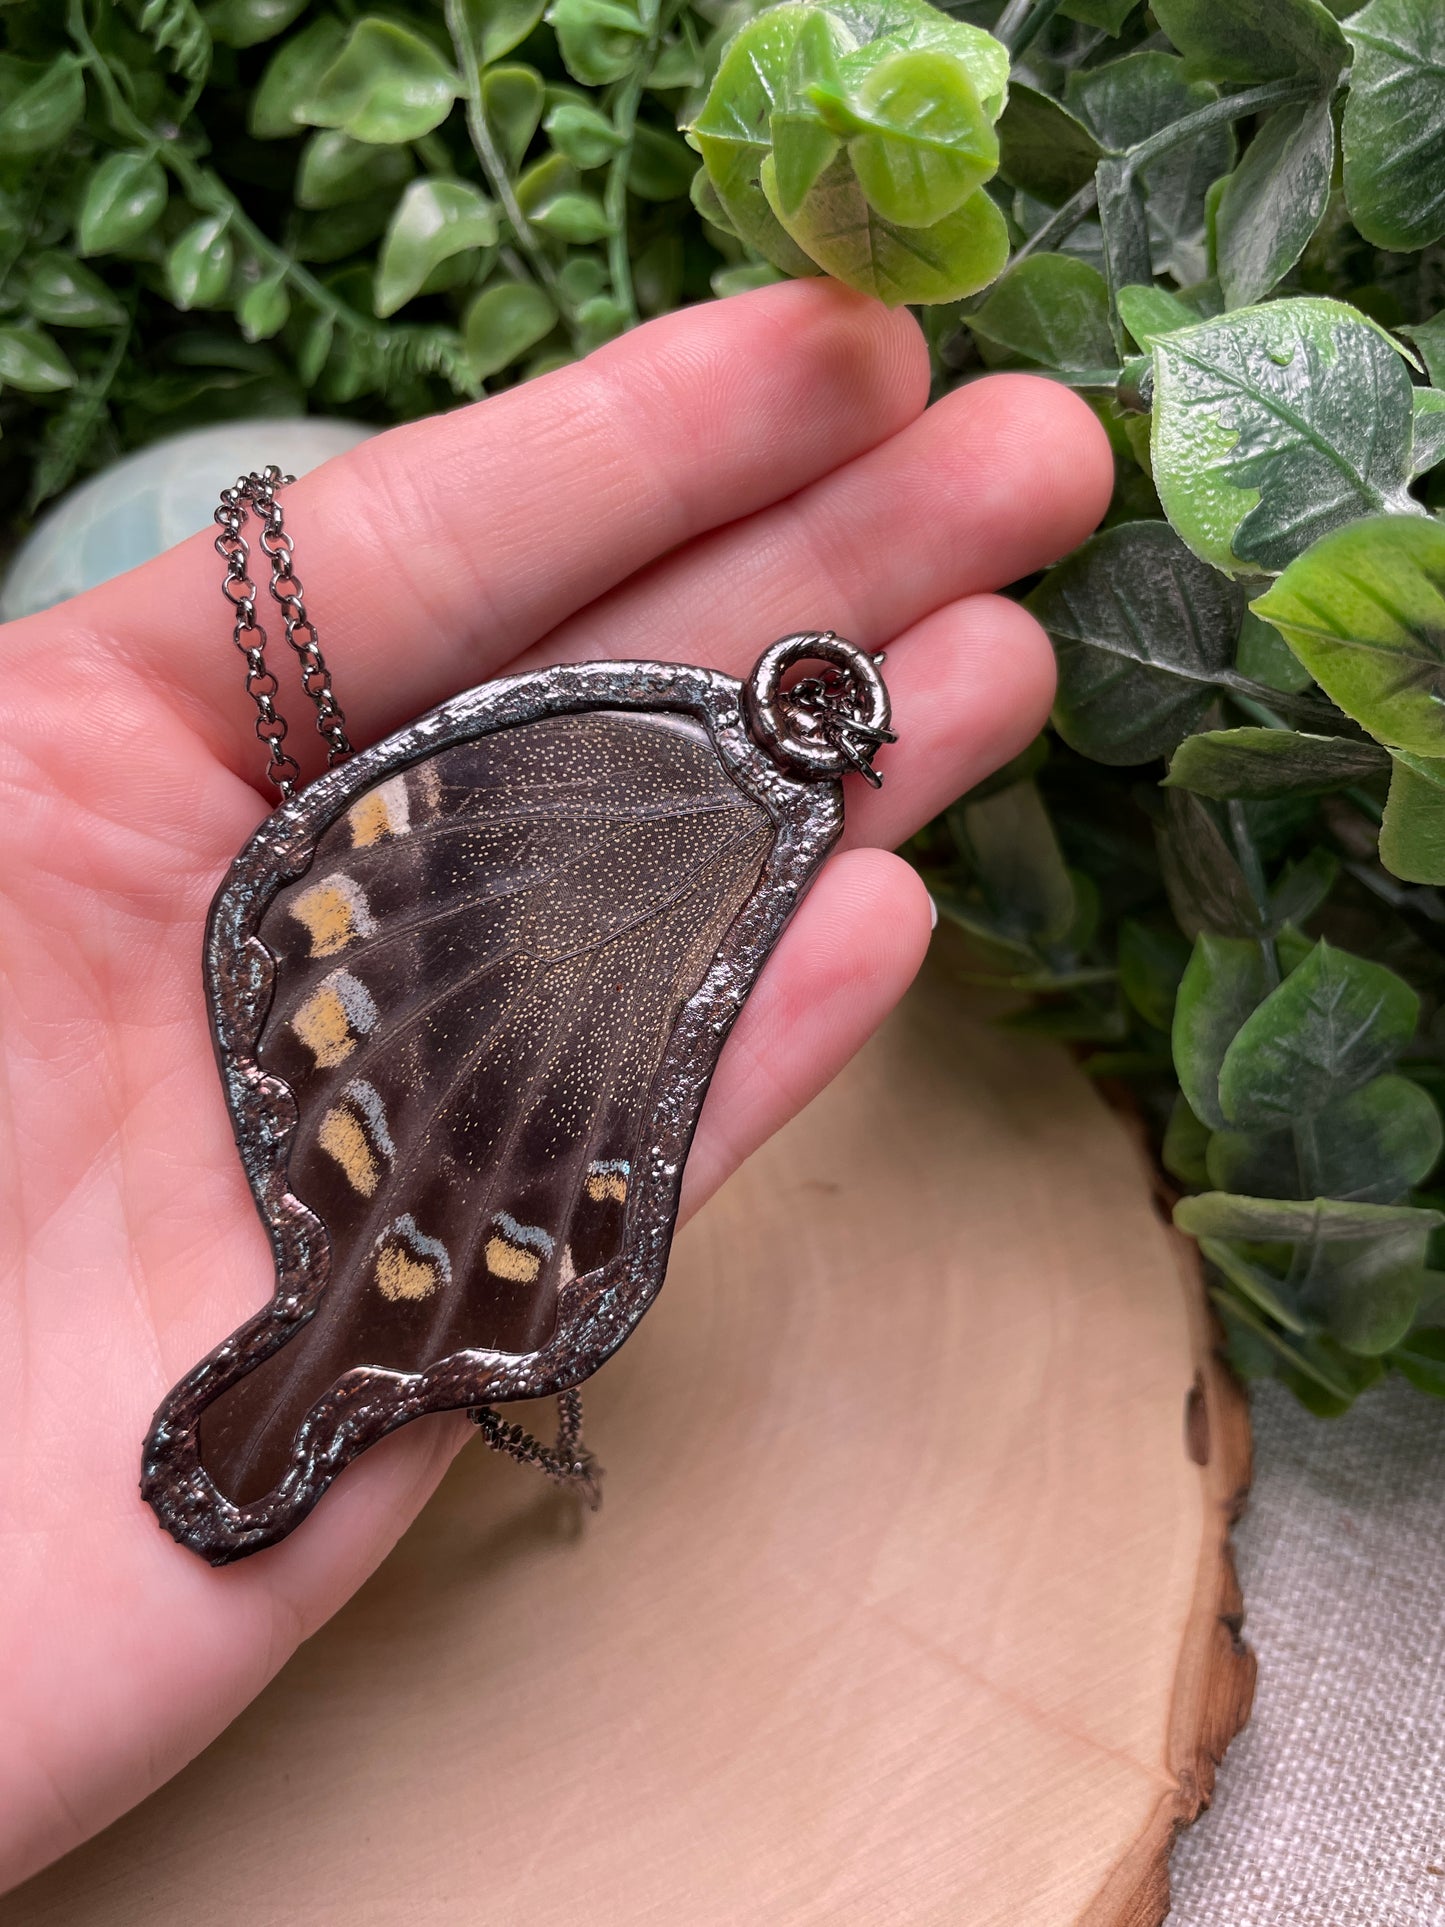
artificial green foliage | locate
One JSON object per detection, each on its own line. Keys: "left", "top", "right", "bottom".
{"left": 5, "top": 0, "right": 1445, "bottom": 1419}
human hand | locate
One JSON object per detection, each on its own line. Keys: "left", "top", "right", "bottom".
{"left": 0, "top": 280, "right": 1111, "bottom": 1889}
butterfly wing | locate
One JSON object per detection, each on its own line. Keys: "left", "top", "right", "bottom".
{"left": 143, "top": 666, "right": 843, "bottom": 1558}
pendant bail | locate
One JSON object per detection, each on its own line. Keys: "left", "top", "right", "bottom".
{"left": 744, "top": 632, "right": 895, "bottom": 786}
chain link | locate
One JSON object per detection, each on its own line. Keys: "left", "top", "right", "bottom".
{"left": 214, "top": 466, "right": 353, "bottom": 800}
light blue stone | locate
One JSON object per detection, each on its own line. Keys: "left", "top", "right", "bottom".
{"left": 1, "top": 418, "right": 376, "bottom": 621}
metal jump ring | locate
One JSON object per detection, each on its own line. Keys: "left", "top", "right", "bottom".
{"left": 744, "top": 631, "right": 893, "bottom": 783}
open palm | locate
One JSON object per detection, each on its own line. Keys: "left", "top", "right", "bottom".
{"left": 0, "top": 281, "right": 1111, "bottom": 1891}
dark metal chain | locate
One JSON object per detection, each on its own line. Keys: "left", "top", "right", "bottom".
{"left": 214, "top": 466, "right": 353, "bottom": 800}
{"left": 470, "top": 1387, "right": 602, "bottom": 1510}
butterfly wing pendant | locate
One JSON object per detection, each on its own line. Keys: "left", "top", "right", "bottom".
{"left": 142, "top": 638, "right": 891, "bottom": 1563}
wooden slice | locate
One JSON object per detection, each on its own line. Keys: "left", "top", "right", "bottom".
{"left": 8, "top": 945, "right": 1253, "bottom": 1926}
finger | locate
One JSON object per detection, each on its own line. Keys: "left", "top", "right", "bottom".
{"left": 527, "top": 374, "right": 1114, "bottom": 680}
{"left": 24, "top": 282, "right": 928, "bottom": 784}
{"left": 836, "top": 592, "right": 1057, "bottom": 852}
{"left": 680, "top": 847, "right": 934, "bottom": 1220}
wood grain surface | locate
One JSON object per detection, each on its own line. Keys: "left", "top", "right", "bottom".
{"left": 5, "top": 945, "right": 1253, "bottom": 1926}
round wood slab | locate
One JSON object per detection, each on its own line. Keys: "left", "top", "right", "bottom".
{"left": 5, "top": 947, "right": 1253, "bottom": 1926}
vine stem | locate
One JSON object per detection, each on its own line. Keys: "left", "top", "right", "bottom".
{"left": 604, "top": 0, "right": 684, "bottom": 327}
{"left": 443, "top": 0, "right": 573, "bottom": 334}
{"left": 1004, "top": 74, "right": 1327, "bottom": 274}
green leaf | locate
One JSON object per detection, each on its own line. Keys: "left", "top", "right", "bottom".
{"left": 1118, "top": 916, "right": 1191, "bottom": 1031}
{"left": 461, "top": 0, "right": 548, "bottom": 66}
{"left": 1150, "top": 298, "right": 1424, "bottom": 578}
{"left": 0, "top": 324, "right": 75, "bottom": 393}
{"left": 302, "top": 19, "right": 460, "bottom": 144}
{"left": 1380, "top": 751, "right": 1445, "bottom": 884}
{"left": 249, "top": 16, "right": 346, "bottom": 138}
{"left": 1158, "top": 790, "right": 1263, "bottom": 941}
{"left": 1068, "top": 52, "right": 1234, "bottom": 285}
{"left": 1401, "top": 311, "right": 1445, "bottom": 386}
{"left": 1165, "top": 727, "right": 1388, "bottom": 800}
{"left": 76, "top": 152, "right": 168, "bottom": 256}
{"left": 166, "top": 215, "right": 234, "bottom": 310}
{"left": 137, "top": 0, "right": 212, "bottom": 85}
{"left": 1411, "top": 389, "right": 1445, "bottom": 477}
{"left": 764, "top": 151, "right": 1009, "bottom": 304}
{"left": 1198, "top": 1237, "right": 1306, "bottom": 1331}
{"left": 374, "top": 179, "right": 499, "bottom": 317}
{"left": 202, "top": 0, "right": 307, "bottom": 48}
{"left": 1215, "top": 94, "right": 1336, "bottom": 309}
{"left": 0, "top": 53, "right": 85, "bottom": 158}
{"left": 1027, "top": 521, "right": 1246, "bottom": 765}
{"left": 1391, "top": 1326, "right": 1445, "bottom": 1396}
{"left": 996, "top": 83, "right": 1102, "bottom": 207}
{"left": 1208, "top": 1073, "right": 1442, "bottom": 1205}
{"left": 463, "top": 278, "right": 556, "bottom": 379}
{"left": 627, "top": 124, "right": 697, "bottom": 201}
{"left": 1173, "top": 933, "right": 1272, "bottom": 1130}
{"left": 1217, "top": 937, "right": 1418, "bottom": 1126}
{"left": 805, "top": 47, "right": 999, "bottom": 230}
{"left": 237, "top": 269, "right": 290, "bottom": 342}
{"left": 1254, "top": 516, "right": 1445, "bottom": 754}
{"left": 545, "top": 98, "right": 624, "bottom": 168}
{"left": 1115, "top": 283, "right": 1199, "bottom": 349}
{"left": 547, "top": 0, "right": 646, "bottom": 86}
{"left": 483, "top": 65, "right": 546, "bottom": 173}
{"left": 24, "top": 253, "right": 125, "bottom": 329}
{"left": 531, "top": 190, "right": 612, "bottom": 242}
{"left": 687, "top": 6, "right": 843, "bottom": 279}
{"left": 1149, "top": 0, "right": 1349, "bottom": 85}
{"left": 295, "top": 130, "right": 413, "bottom": 210}
{"left": 1342, "top": 0, "right": 1445, "bottom": 250}
{"left": 952, "top": 780, "right": 1076, "bottom": 947}
{"left": 968, "top": 255, "right": 1114, "bottom": 374}
{"left": 1163, "top": 1093, "right": 1213, "bottom": 1186}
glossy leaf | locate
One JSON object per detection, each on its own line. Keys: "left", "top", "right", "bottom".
{"left": 1254, "top": 516, "right": 1445, "bottom": 755}
{"left": 0, "top": 325, "right": 76, "bottom": 394}
{"left": 806, "top": 48, "right": 999, "bottom": 230}
{"left": 375, "top": 180, "right": 499, "bottom": 317}
{"left": 766, "top": 150, "right": 1009, "bottom": 304}
{"left": 463, "top": 279, "right": 556, "bottom": 379}
{"left": 996, "top": 84, "right": 1101, "bottom": 207}
{"left": 302, "top": 20, "right": 460, "bottom": 145}
{"left": 532, "top": 191, "right": 612, "bottom": 243}
{"left": 1379, "top": 752, "right": 1445, "bottom": 885}
{"left": 1165, "top": 728, "right": 1388, "bottom": 800}
{"left": 545, "top": 98, "right": 624, "bottom": 168}
{"left": 0, "top": 53, "right": 85, "bottom": 158}
{"left": 1401, "top": 311, "right": 1445, "bottom": 387}
{"left": 249, "top": 16, "right": 346, "bottom": 138}
{"left": 203, "top": 0, "right": 309, "bottom": 48}
{"left": 1217, "top": 937, "right": 1418, "bottom": 1127}
{"left": 24, "top": 254, "right": 125, "bottom": 329}
{"left": 1215, "top": 94, "right": 1335, "bottom": 309}
{"left": 1149, "top": 0, "right": 1349, "bottom": 84}
{"left": 237, "top": 269, "right": 290, "bottom": 342}
{"left": 76, "top": 152, "right": 168, "bottom": 256}
{"left": 1068, "top": 52, "right": 1234, "bottom": 285}
{"left": 1115, "top": 283, "right": 1198, "bottom": 348}
{"left": 968, "top": 255, "right": 1113, "bottom": 373}
{"left": 296, "top": 130, "right": 413, "bottom": 210}
{"left": 484, "top": 66, "right": 546, "bottom": 172}
{"left": 547, "top": 0, "right": 646, "bottom": 86}
{"left": 1150, "top": 299, "right": 1424, "bottom": 578}
{"left": 166, "top": 217, "right": 234, "bottom": 311}
{"left": 1173, "top": 934, "right": 1272, "bottom": 1130}
{"left": 462, "top": 0, "right": 549, "bottom": 67}
{"left": 627, "top": 124, "right": 697, "bottom": 201}
{"left": 1028, "top": 521, "right": 1246, "bottom": 765}
{"left": 1342, "top": 0, "right": 1445, "bottom": 250}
